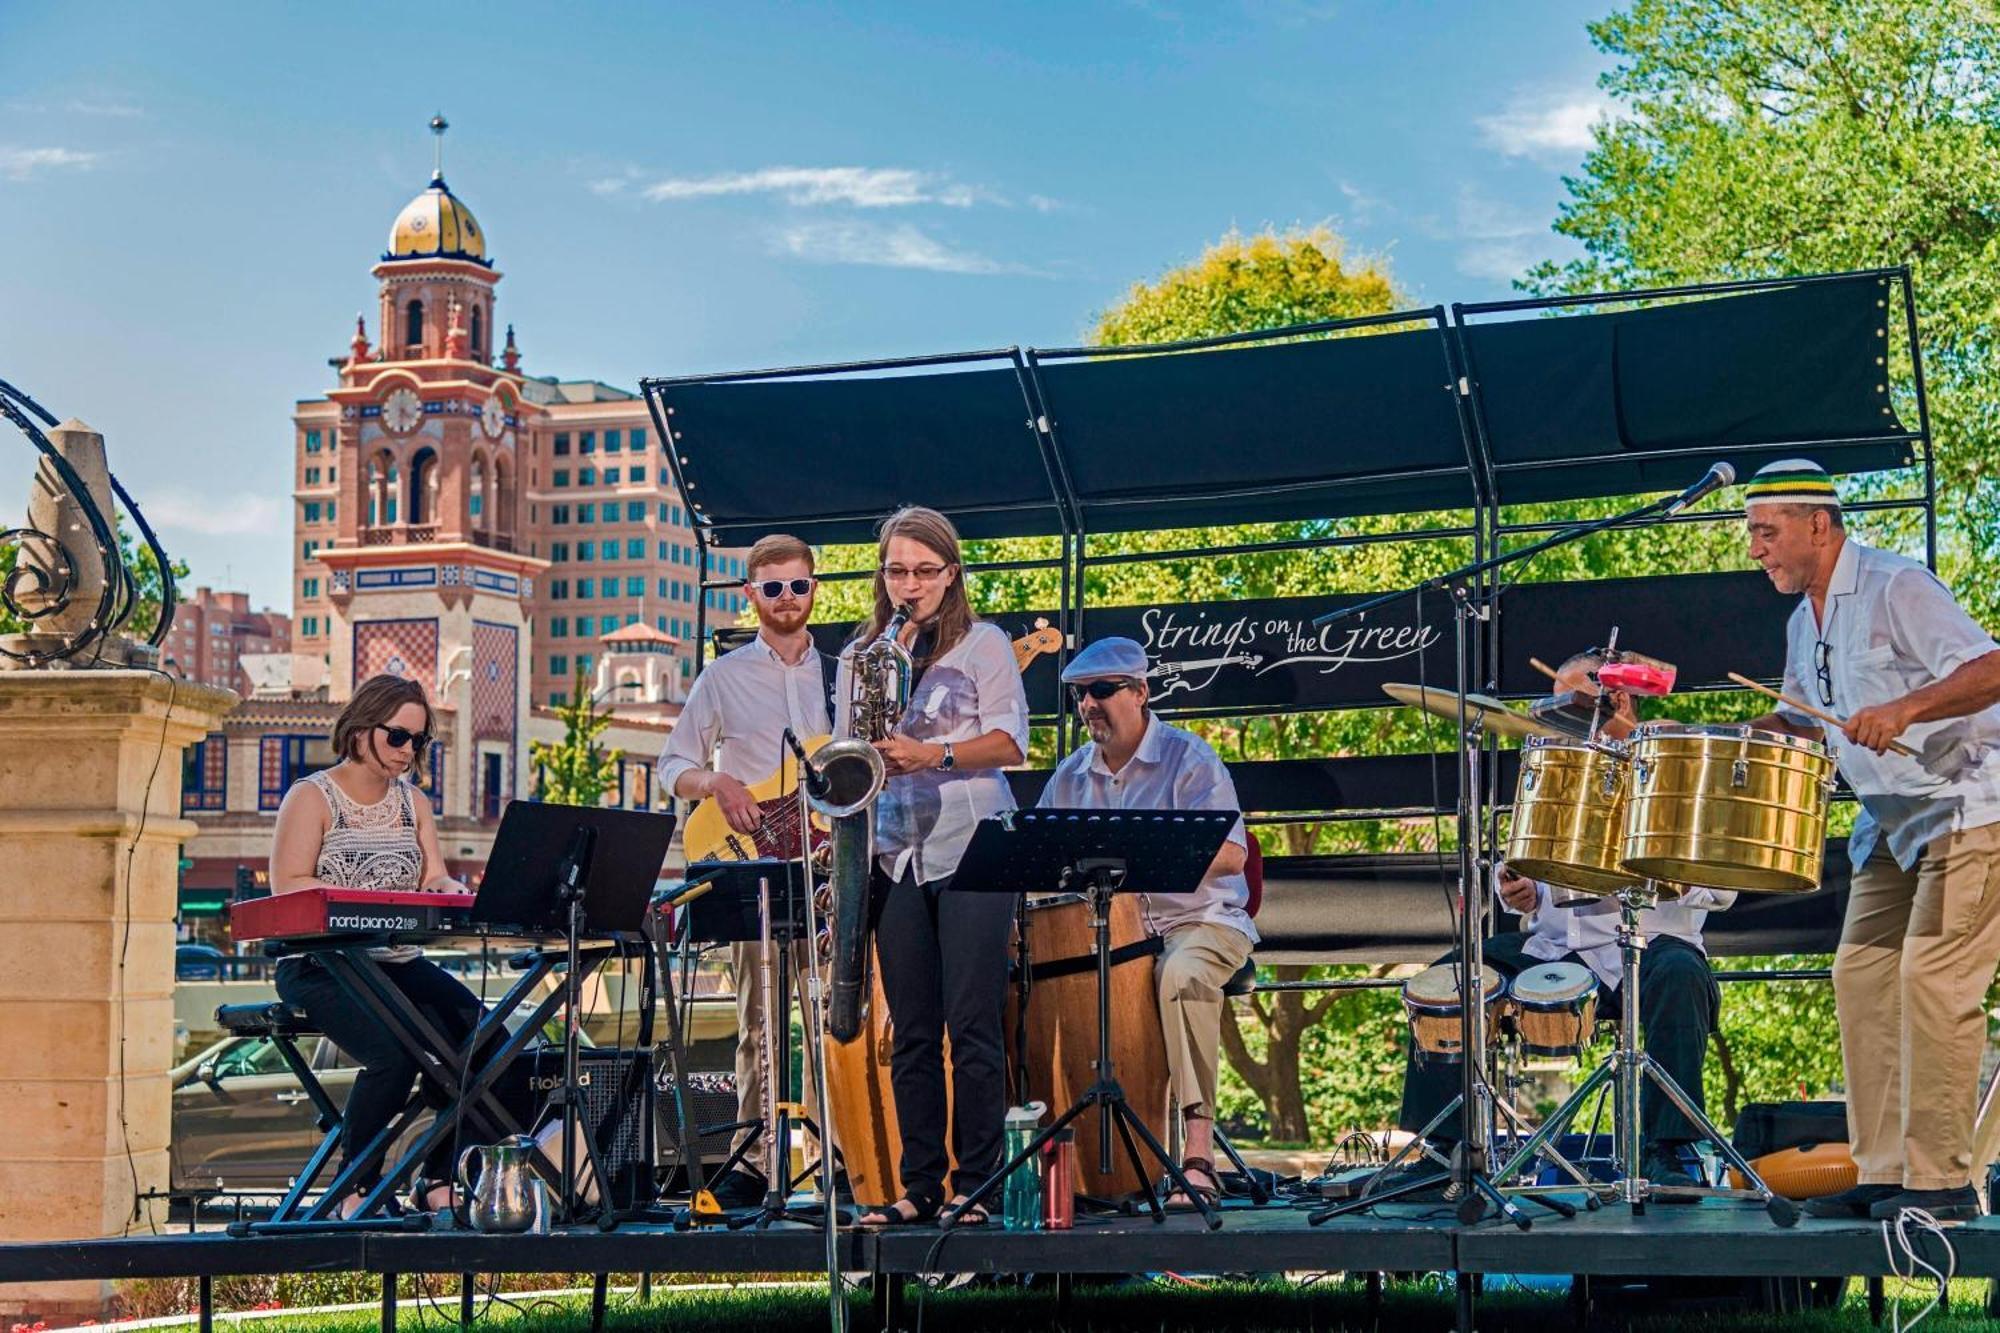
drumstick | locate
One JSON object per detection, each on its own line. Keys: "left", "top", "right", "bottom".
{"left": 1529, "top": 657, "right": 1560, "bottom": 682}
{"left": 1726, "top": 671, "right": 1918, "bottom": 757}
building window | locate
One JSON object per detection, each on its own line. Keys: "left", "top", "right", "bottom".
{"left": 305, "top": 467, "right": 321, "bottom": 485}
{"left": 632, "top": 427, "right": 647, "bottom": 450}
{"left": 576, "top": 615, "right": 594, "bottom": 637}
{"left": 550, "top": 579, "right": 569, "bottom": 599}
{"left": 554, "top": 433, "right": 571, "bottom": 456}
{"left": 576, "top": 653, "right": 594, "bottom": 673}
{"left": 302, "top": 615, "right": 319, "bottom": 636}
{"left": 658, "top": 578, "right": 670, "bottom": 598}
{"left": 327, "top": 502, "right": 336, "bottom": 521}
{"left": 579, "top": 431, "right": 596, "bottom": 454}
{"left": 605, "top": 430, "right": 622, "bottom": 453}
{"left": 603, "top": 467, "right": 620, "bottom": 485}
{"left": 554, "top": 469, "right": 569, "bottom": 487}
{"left": 303, "top": 540, "right": 318, "bottom": 559}
{"left": 671, "top": 504, "right": 682, "bottom": 525}
{"left": 305, "top": 430, "right": 322, "bottom": 454}
{"left": 657, "top": 615, "right": 668, "bottom": 631}
{"left": 180, "top": 733, "right": 228, "bottom": 814}
{"left": 657, "top": 503, "right": 669, "bottom": 521}
{"left": 627, "top": 538, "right": 645, "bottom": 560}
{"left": 552, "top": 504, "right": 571, "bottom": 525}
{"left": 602, "top": 509, "right": 619, "bottom": 528}
{"left": 426, "top": 740, "right": 445, "bottom": 815}
{"left": 302, "top": 577, "right": 319, "bottom": 598}
{"left": 579, "top": 466, "right": 596, "bottom": 486}
{"left": 629, "top": 466, "right": 646, "bottom": 483}
{"left": 470, "top": 305, "right": 483, "bottom": 358}
{"left": 578, "top": 503, "right": 595, "bottom": 523}
{"left": 577, "top": 578, "right": 595, "bottom": 599}
{"left": 550, "top": 542, "right": 570, "bottom": 562}
{"left": 626, "top": 501, "right": 645, "bottom": 521}
{"left": 550, "top": 654, "right": 569, "bottom": 675}
{"left": 304, "top": 501, "right": 321, "bottom": 523}
{"left": 577, "top": 540, "right": 595, "bottom": 562}
{"left": 550, "top": 616, "right": 569, "bottom": 638}
{"left": 550, "top": 691, "right": 568, "bottom": 706}
{"left": 659, "top": 542, "right": 670, "bottom": 561}
{"left": 258, "top": 735, "right": 319, "bottom": 811}
{"left": 405, "top": 299, "right": 424, "bottom": 348}
{"left": 625, "top": 575, "right": 644, "bottom": 597}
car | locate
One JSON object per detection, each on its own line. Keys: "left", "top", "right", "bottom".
{"left": 176, "top": 943, "right": 230, "bottom": 981}
{"left": 168, "top": 1002, "right": 591, "bottom": 1196}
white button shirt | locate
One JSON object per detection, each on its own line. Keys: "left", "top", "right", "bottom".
{"left": 1777, "top": 538, "right": 2000, "bottom": 870}
{"left": 835, "top": 620, "right": 1030, "bottom": 885}
{"left": 1512, "top": 876, "right": 1734, "bottom": 990}
{"left": 656, "top": 635, "right": 832, "bottom": 792}
{"left": 1037, "top": 714, "right": 1257, "bottom": 945}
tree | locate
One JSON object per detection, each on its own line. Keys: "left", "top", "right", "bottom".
{"left": 529, "top": 665, "right": 624, "bottom": 806}
{"left": 1526, "top": 0, "right": 2000, "bottom": 617}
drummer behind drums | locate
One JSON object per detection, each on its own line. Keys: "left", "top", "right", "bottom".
{"left": 1036, "top": 636, "right": 1256, "bottom": 1213}
{"left": 1741, "top": 459, "right": 2000, "bottom": 1223}
{"left": 1394, "top": 653, "right": 1736, "bottom": 1195}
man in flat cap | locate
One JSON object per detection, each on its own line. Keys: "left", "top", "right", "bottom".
{"left": 1036, "top": 636, "right": 1255, "bottom": 1210}
{"left": 1744, "top": 459, "right": 2000, "bottom": 1221}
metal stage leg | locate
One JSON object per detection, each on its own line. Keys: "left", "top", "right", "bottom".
{"left": 590, "top": 1274, "right": 608, "bottom": 1331}
{"left": 1455, "top": 1270, "right": 1474, "bottom": 1333}
{"left": 1869, "top": 1275, "right": 1885, "bottom": 1325}
{"left": 458, "top": 1274, "right": 474, "bottom": 1327}
{"left": 198, "top": 1274, "right": 212, "bottom": 1333}
{"left": 381, "top": 1272, "right": 396, "bottom": 1333}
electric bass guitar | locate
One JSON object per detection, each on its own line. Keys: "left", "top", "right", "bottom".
{"left": 682, "top": 621, "right": 1062, "bottom": 862}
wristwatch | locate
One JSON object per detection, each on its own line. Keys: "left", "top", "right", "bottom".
{"left": 937, "top": 742, "right": 957, "bottom": 771}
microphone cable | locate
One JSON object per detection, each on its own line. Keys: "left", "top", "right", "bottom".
{"left": 1881, "top": 1205, "right": 1956, "bottom": 1332}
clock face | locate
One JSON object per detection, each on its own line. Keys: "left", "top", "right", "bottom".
{"left": 382, "top": 387, "right": 422, "bottom": 433}
{"left": 481, "top": 395, "right": 505, "bottom": 438}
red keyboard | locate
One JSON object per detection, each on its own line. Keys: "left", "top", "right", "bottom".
{"left": 230, "top": 888, "right": 480, "bottom": 946}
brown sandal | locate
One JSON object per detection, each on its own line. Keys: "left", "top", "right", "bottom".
{"left": 1164, "top": 1157, "right": 1221, "bottom": 1212}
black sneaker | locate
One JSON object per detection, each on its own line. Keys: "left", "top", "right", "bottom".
{"left": 1641, "top": 1145, "right": 1700, "bottom": 1202}
{"left": 1801, "top": 1182, "right": 1902, "bottom": 1219}
{"left": 707, "top": 1168, "right": 770, "bottom": 1210}
{"left": 1868, "top": 1185, "right": 1981, "bottom": 1222}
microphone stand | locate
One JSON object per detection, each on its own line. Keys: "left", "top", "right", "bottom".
{"left": 1309, "top": 475, "right": 1704, "bottom": 1230}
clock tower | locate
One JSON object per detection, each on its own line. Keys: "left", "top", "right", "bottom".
{"left": 313, "top": 115, "right": 547, "bottom": 823}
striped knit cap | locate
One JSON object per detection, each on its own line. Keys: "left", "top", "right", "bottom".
{"left": 1743, "top": 458, "right": 1841, "bottom": 509}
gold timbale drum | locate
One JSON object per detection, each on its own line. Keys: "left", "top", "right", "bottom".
{"left": 1620, "top": 723, "right": 1837, "bottom": 893}
{"left": 1506, "top": 724, "right": 1835, "bottom": 897}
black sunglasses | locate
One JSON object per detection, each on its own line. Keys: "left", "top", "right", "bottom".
{"left": 1813, "top": 640, "right": 1834, "bottom": 707}
{"left": 752, "top": 578, "right": 814, "bottom": 598}
{"left": 1069, "top": 678, "right": 1137, "bottom": 704}
{"left": 378, "top": 724, "right": 431, "bottom": 751}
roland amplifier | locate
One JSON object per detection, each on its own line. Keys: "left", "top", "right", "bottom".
{"left": 492, "top": 1047, "right": 656, "bottom": 1207}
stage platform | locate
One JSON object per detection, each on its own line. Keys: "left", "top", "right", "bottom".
{"left": 0, "top": 1197, "right": 1985, "bottom": 1325}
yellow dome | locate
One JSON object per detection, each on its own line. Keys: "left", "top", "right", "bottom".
{"left": 384, "top": 175, "right": 488, "bottom": 264}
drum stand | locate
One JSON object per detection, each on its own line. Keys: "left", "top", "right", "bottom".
{"left": 1489, "top": 884, "right": 1798, "bottom": 1227}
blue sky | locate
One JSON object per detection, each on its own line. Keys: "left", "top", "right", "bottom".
{"left": 0, "top": 1, "right": 1615, "bottom": 610}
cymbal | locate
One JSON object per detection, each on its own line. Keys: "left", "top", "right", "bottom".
{"left": 1382, "top": 682, "right": 1564, "bottom": 740}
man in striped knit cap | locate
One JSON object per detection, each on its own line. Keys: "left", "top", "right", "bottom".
{"left": 1742, "top": 459, "right": 2000, "bottom": 1221}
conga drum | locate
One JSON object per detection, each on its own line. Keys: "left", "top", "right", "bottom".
{"left": 1008, "top": 894, "right": 1171, "bottom": 1200}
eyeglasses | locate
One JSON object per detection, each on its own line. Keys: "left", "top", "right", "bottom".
{"left": 1813, "top": 640, "right": 1834, "bottom": 707}
{"left": 1069, "top": 678, "right": 1137, "bottom": 704}
{"left": 377, "top": 725, "right": 432, "bottom": 751}
{"left": 752, "top": 578, "right": 814, "bottom": 599}
{"left": 881, "top": 563, "right": 952, "bottom": 583}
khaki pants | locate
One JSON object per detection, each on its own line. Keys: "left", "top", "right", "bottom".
{"left": 1836, "top": 822, "right": 2000, "bottom": 1190}
{"left": 729, "top": 939, "right": 822, "bottom": 1167}
{"left": 1157, "top": 922, "right": 1254, "bottom": 1125}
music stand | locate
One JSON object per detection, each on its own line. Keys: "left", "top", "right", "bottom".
{"left": 672, "top": 857, "right": 838, "bottom": 1230}
{"left": 943, "top": 808, "right": 1235, "bottom": 1232}
{"left": 476, "top": 801, "right": 675, "bottom": 1226}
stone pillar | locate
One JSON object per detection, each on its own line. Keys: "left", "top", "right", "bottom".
{"left": 0, "top": 671, "right": 237, "bottom": 1323}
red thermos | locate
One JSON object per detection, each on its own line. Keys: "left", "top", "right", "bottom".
{"left": 1042, "top": 1129, "right": 1076, "bottom": 1230}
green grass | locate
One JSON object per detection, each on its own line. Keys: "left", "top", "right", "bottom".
{"left": 130, "top": 1274, "right": 2000, "bottom": 1332}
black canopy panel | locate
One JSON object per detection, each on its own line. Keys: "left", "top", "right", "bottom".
{"left": 1462, "top": 274, "right": 1916, "bottom": 506}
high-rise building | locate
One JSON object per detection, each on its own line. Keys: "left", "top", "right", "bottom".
{"left": 160, "top": 587, "right": 291, "bottom": 694}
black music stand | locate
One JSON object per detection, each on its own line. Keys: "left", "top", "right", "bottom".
{"left": 943, "top": 808, "right": 1235, "bottom": 1232}
{"left": 673, "top": 857, "right": 840, "bottom": 1230}
{"left": 477, "top": 800, "right": 675, "bottom": 1228}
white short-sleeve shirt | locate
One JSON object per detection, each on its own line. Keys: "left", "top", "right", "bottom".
{"left": 1777, "top": 538, "right": 2000, "bottom": 869}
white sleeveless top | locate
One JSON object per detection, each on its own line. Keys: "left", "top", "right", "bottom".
{"left": 303, "top": 770, "right": 429, "bottom": 963}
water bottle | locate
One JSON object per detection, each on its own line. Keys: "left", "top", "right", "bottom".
{"left": 1001, "top": 1101, "right": 1046, "bottom": 1231}
{"left": 1042, "top": 1129, "right": 1076, "bottom": 1231}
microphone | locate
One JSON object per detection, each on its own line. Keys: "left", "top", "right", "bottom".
{"left": 783, "top": 727, "right": 831, "bottom": 800}
{"left": 1661, "top": 460, "right": 1735, "bottom": 517}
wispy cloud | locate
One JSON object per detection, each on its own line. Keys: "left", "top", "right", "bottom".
{"left": 144, "top": 489, "right": 288, "bottom": 537}
{"left": 1450, "top": 185, "right": 1546, "bottom": 283}
{"left": 1337, "top": 178, "right": 1389, "bottom": 225}
{"left": 1476, "top": 86, "right": 1615, "bottom": 161}
{"left": 0, "top": 147, "right": 100, "bottom": 181}
{"left": 634, "top": 166, "right": 989, "bottom": 209}
{"left": 7, "top": 97, "right": 143, "bottom": 118}
{"left": 770, "top": 220, "right": 1039, "bottom": 276}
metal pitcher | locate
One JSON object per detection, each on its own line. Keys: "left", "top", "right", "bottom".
{"left": 457, "top": 1134, "right": 539, "bottom": 1233}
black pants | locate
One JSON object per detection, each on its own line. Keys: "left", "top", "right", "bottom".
{"left": 276, "top": 954, "right": 489, "bottom": 1187}
{"left": 1397, "top": 931, "right": 1721, "bottom": 1147}
{"left": 873, "top": 867, "right": 1014, "bottom": 1205}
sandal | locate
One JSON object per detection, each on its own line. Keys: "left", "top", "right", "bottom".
{"left": 855, "top": 1194, "right": 939, "bottom": 1228}
{"left": 1163, "top": 1157, "right": 1221, "bottom": 1212}
{"left": 943, "top": 1195, "right": 990, "bottom": 1228}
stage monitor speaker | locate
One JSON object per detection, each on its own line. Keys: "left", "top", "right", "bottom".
{"left": 654, "top": 1038, "right": 738, "bottom": 1181}
{"left": 492, "top": 1046, "right": 656, "bottom": 1207}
